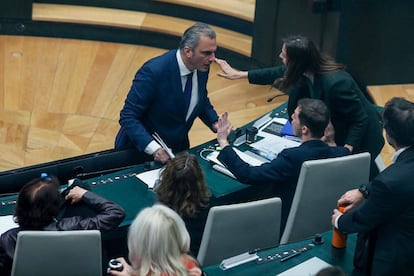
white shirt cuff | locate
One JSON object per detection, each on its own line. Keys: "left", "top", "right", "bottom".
{"left": 334, "top": 214, "right": 342, "bottom": 229}
{"left": 144, "top": 140, "right": 161, "bottom": 155}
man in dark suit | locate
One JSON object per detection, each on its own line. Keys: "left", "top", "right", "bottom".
{"left": 217, "top": 98, "right": 350, "bottom": 230}
{"left": 115, "top": 22, "right": 219, "bottom": 163}
{"left": 332, "top": 97, "right": 414, "bottom": 275}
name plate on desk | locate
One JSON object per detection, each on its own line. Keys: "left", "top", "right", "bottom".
{"left": 219, "top": 252, "right": 259, "bottom": 270}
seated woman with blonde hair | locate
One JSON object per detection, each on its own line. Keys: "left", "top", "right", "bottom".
{"left": 108, "top": 204, "right": 202, "bottom": 276}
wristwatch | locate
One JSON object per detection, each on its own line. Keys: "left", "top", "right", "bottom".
{"left": 358, "top": 184, "right": 369, "bottom": 199}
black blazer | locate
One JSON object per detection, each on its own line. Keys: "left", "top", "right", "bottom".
{"left": 0, "top": 192, "right": 125, "bottom": 275}
{"left": 339, "top": 146, "right": 414, "bottom": 275}
{"left": 248, "top": 67, "right": 384, "bottom": 162}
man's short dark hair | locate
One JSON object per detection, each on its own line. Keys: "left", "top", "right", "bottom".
{"left": 297, "top": 98, "right": 330, "bottom": 138}
{"left": 383, "top": 97, "right": 414, "bottom": 147}
{"left": 179, "top": 22, "right": 216, "bottom": 51}
{"left": 14, "top": 175, "right": 61, "bottom": 230}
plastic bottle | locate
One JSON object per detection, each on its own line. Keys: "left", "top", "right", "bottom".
{"left": 332, "top": 206, "right": 347, "bottom": 248}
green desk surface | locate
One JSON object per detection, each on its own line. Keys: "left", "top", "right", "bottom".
{"left": 83, "top": 165, "right": 156, "bottom": 227}
{"left": 0, "top": 103, "right": 289, "bottom": 225}
{"left": 203, "top": 231, "right": 356, "bottom": 275}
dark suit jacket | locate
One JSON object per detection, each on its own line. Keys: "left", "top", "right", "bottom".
{"left": 115, "top": 50, "right": 218, "bottom": 153}
{"left": 338, "top": 146, "right": 414, "bottom": 275}
{"left": 248, "top": 67, "right": 384, "bottom": 164}
{"left": 217, "top": 140, "right": 350, "bottom": 232}
{"left": 183, "top": 204, "right": 212, "bottom": 257}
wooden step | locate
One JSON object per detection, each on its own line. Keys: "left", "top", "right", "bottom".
{"left": 32, "top": 3, "right": 252, "bottom": 56}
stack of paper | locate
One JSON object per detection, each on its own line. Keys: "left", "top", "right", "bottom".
{"left": 136, "top": 168, "right": 162, "bottom": 189}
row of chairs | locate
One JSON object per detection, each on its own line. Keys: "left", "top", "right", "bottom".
{"left": 196, "top": 152, "right": 371, "bottom": 266}
{"left": 11, "top": 152, "right": 371, "bottom": 275}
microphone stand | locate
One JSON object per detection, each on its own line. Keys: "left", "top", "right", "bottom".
{"left": 267, "top": 93, "right": 286, "bottom": 103}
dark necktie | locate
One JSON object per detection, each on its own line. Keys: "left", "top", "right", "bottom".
{"left": 184, "top": 72, "right": 193, "bottom": 113}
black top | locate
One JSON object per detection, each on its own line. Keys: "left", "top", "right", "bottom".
{"left": 0, "top": 191, "right": 125, "bottom": 275}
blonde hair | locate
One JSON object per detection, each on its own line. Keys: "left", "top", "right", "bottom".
{"left": 128, "top": 205, "right": 191, "bottom": 276}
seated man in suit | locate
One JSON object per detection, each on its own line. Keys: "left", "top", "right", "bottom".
{"left": 332, "top": 97, "right": 414, "bottom": 275}
{"left": 216, "top": 98, "right": 350, "bottom": 231}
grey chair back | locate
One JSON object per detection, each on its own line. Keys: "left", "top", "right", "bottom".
{"left": 280, "top": 152, "right": 371, "bottom": 244}
{"left": 11, "top": 230, "right": 102, "bottom": 276}
{"left": 197, "top": 197, "right": 282, "bottom": 266}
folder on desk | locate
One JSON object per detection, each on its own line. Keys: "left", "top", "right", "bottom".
{"left": 280, "top": 120, "right": 294, "bottom": 136}
{"left": 136, "top": 168, "right": 162, "bottom": 189}
{"left": 206, "top": 148, "right": 265, "bottom": 179}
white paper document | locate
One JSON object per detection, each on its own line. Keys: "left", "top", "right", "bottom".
{"left": 206, "top": 148, "right": 265, "bottom": 179}
{"left": 250, "top": 135, "right": 300, "bottom": 158}
{"left": 207, "top": 148, "right": 265, "bottom": 167}
{"left": 0, "top": 215, "right": 18, "bottom": 235}
{"left": 136, "top": 168, "right": 162, "bottom": 189}
{"left": 276, "top": 256, "right": 332, "bottom": 276}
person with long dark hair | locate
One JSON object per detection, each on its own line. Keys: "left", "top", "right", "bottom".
{"left": 155, "top": 152, "right": 212, "bottom": 256}
{"left": 216, "top": 35, "right": 384, "bottom": 179}
{"left": 0, "top": 174, "right": 125, "bottom": 275}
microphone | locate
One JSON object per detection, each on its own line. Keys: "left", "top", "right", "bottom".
{"left": 267, "top": 93, "right": 284, "bottom": 103}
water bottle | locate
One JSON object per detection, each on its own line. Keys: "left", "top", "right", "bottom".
{"left": 332, "top": 206, "right": 347, "bottom": 248}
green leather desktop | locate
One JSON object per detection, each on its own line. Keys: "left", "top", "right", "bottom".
{"left": 203, "top": 231, "right": 356, "bottom": 275}
{"left": 0, "top": 102, "right": 358, "bottom": 273}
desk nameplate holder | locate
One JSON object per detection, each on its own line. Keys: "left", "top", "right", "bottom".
{"left": 219, "top": 252, "right": 259, "bottom": 270}
{"left": 1, "top": 200, "right": 16, "bottom": 206}
{"left": 256, "top": 243, "right": 314, "bottom": 264}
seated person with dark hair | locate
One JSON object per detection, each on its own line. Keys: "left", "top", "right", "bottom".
{"left": 0, "top": 174, "right": 126, "bottom": 275}
{"left": 155, "top": 152, "right": 213, "bottom": 256}
{"left": 216, "top": 98, "right": 351, "bottom": 231}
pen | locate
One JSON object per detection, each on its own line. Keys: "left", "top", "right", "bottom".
{"left": 248, "top": 245, "right": 277, "bottom": 254}
{"left": 152, "top": 132, "right": 175, "bottom": 159}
